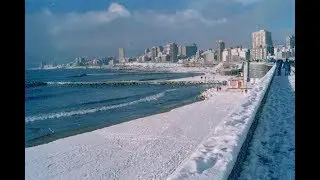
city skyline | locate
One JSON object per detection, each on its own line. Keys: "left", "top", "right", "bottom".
{"left": 26, "top": 0, "right": 295, "bottom": 68}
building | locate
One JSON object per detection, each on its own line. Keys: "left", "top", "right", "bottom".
{"left": 216, "top": 40, "right": 225, "bottom": 61}
{"left": 286, "top": 35, "right": 295, "bottom": 49}
{"left": 169, "top": 43, "right": 178, "bottom": 62}
{"left": 229, "top": 47, "right": 250, "bottom": 62}
{"left": 160, "top": 54, "right": 170, "bottom": 62}
{"left": 178, "top": 45, "right": 183, "bottom": 56}
{"left": 195, "top": 50, "right": 203, "bottom": 60}
{"left": 108, "top": 59, "right": 114, "bottom": 66}
{"left": 144, "top": 48, "right": 150, "bottom": 56}
{"left": 157, "top": 46, "right": 164, "bottom": 54}
{"left": 151, "top": 46, "right": 158, "bottom": 61}
{"left": 239, "top": 48, "right": 250, "bottom": 61}
{"left": 222, "top": 48, "right": 230, "bottom": 62}
{"left": 228, "top": 77, "right": 244, "bottom": 89}
{"left": 251, "top": 30, "right": 273, "bottom": 60}
{"left": 118, "top": 48, "right": 126, "bottom": 63}
{"left": 202, "top": 50, "right": 215, "bottom": 65}
{"left": 164, "top": 43, "right": 171, "bottom": 55}
{"left": 185, "top": 43, "right": 198, "bottom": 58}
{"left": 181, "top": 46, "right": 186, "bottom": 57}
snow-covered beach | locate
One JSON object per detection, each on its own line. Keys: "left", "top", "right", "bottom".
{"left": 25, "top": 87, "right": 245, "bottom": 180}
{"left": 25, "top": 62, "right": 293, "bottom": 180}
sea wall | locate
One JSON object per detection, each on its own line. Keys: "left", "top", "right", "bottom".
{"left": 167, "top": 65, "right": 276, "bottom": 180}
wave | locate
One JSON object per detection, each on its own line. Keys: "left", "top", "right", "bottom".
{"left": 25, "top": 89, "right": 177, "bottom": 122}
{"left": 25, "top": 81, "right": 47, "bottom": 88}
{"left": 86, "top": 73, "right": 119, "bottom": 76}
{"left": 79, "top": 92, "right": 155, "bottom": 106}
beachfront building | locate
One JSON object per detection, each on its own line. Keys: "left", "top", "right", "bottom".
{"left": 202, "top": 50, "right": 215, "bottom": 66}
{"left": 164, "top": 43, "right": 171, "bottom": 55}
{"left": 217, "top": 40, "right": 225, "bottom": 62}
{"left": 229, "top": 47, "right": 250, "bottom": 62}
{"left": 222, "top": 48, "right": 231, "bottom": 62}
{"left": 185, "top": 43, "right": 198, "bottom": 58}
{"left": 118, "top": 48, "right": 126, "bottom": 64}
{"left": 144, "top": 48, "right": 150, "bottom": 56}
{"left": 169, "top": 43, "right": 179, "bottom": 62}
{"left": 286, "top": 35, "right": 295, "bottom": 49}
{"left": 157, "top": 46, "right": 164, "bottom": 54}
{"left": 151, "top": 46, "right": 158, "bottom": 62}
{"left": 228, "top": 77, "right": 244, "bottom": 89}
{"left": 219, "top": 62, "right": 243, "bottom": 76}
{"left": 251, "top": 30, "right": 273, "bottom": 61}
{"left": 160, "top": 54, "right": 170, "bottom": 62}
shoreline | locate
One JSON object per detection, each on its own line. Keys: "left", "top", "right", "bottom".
{"left": 26, "top": 86, "right": 245, "bottom": 179}
{"left": 26, "top": 63, "right": 234, "bottom": 147}
{"left": 26, "top": 95, "right": 205, "bottom": 148}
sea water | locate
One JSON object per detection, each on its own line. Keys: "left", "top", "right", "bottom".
{"left": 25, "top": 69, "right": 208, "bottom": 147}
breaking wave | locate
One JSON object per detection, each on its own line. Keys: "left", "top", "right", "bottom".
{"left": 25, "top": 89, "right": 177, "bottom": 122}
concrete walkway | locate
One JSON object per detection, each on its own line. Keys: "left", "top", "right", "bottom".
{"left": 238, "top": 70, "right": 295, "bottom": 179}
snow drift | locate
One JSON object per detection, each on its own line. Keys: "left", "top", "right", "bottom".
{"left": 167, "top": 65, "right": 276, "bottom": 180}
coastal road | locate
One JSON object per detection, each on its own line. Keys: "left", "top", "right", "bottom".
{"left": 26, "top": 90, "right": 245, "bottom": 180}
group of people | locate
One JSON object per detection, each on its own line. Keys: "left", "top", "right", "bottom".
{"left": 276, "top": 59, "right": 291, "bottom": 76}
{"left": 216, "top": 86, "right": 222, "bottom": 91}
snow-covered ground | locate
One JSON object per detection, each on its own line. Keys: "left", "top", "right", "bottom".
{"left": 38, "top": 62, "right": 221, "bottom": 73}
{"left": 112, "top": 62, "right": 220, "bottom": 73}
{"left": 167, "top": 65, "right": 276, "bottom": 180}
{"left": 237, "top": 70, "right": 295, "bottom": 179}
{"left": 25, "top": 88, "right": 245, "bottom": 180}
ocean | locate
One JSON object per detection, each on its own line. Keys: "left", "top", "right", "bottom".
{"left": 25, "top": 69, "right": 209, "bottom": 147}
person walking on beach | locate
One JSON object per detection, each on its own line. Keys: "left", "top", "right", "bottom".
{"left": 283, "top": 59, "right": 290, "bottom": 76}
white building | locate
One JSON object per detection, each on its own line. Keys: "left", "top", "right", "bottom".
{"left": 286, "top": 35, "right": 295, "bottom": 49}
{"left": 108, "top": 59, "right": 114, "bottom": 66}
{"left": 272, "top": 45, "right": 295, "bottom": 59}
{"left": 216, "top": 40, "right": 225, "bottom": 61}
{"left": 202, "top": 50, "right": 215, "bottom": 65}
{"left": 222, "top": 49, "right": 229, "bottom": 62}
{"left": 118, "top": 48, "right": 126, "bottom": 63}
{"left": 164, "top": 43, "right": 171, "bottom": 55}
{"left": 251, "top": 30, "right": 273, "bottom": 60}
{"left": 160, "top": 54, "right": 169, "bottom": 62}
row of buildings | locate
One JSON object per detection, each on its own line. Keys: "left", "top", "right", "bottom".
{"left": 118, "top": 30, "right": 294, "bottom": 65}
{"left": 41, "top": 29, "right": 294, "bottom": 68}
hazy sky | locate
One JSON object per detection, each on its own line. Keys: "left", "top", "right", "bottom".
{"left": 25, "top": 0, "right": 294, "bottom": 67}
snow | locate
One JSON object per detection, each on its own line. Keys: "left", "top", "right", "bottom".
{"left": 25, "top": 86, "right": 245, "bottom": 180}
{"left": 167, "top": 65, "right": 276, "bottom": 180}
{"left": 113, "top": 62, "right": 221, "bottom": 73}
{"left": 237, "top": 69, "right": 295, "bottom": 179}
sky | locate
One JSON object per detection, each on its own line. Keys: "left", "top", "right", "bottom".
{"left": 25, "top": 0, "right": 295, "bottom": 67}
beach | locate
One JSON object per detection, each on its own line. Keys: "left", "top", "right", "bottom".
{"left": 26, "top": 87, "right": 245, "bottom": 180}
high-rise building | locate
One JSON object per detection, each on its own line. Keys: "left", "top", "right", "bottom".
{"left": 185, "top": 43, "right": 198, "bottom": 57}
{"left": 251, "top": 30, "right": 273, "bottom": 60}
{"left": 151, "top": 46, "right": 158, "bottom": 61}
{"left": 217, "top": 40, "right": 225, "bottom": 61}
{"left": 181, "top": 46, "right": 187, "bottom": 57}
{"left": 169, "top": 43, "right": 178, "bottom": 62}
{"left": 178, "top": 45, "right": 183, "bottom": 56}
{"left": 286, "top": 35, "right": 295, "bottom": 49}
{"left": 118, "top": 48, "right": 125, "bottom": 63}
